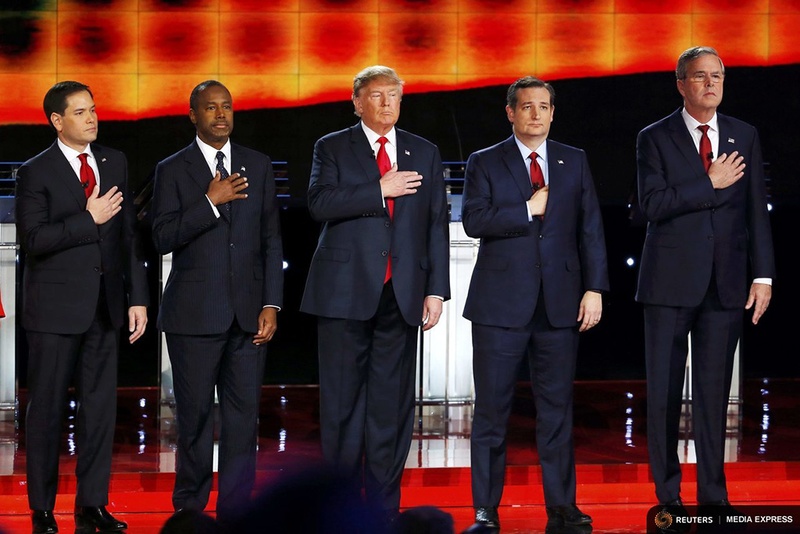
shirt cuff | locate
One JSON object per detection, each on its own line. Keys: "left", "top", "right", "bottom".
{"left": 753, "top": 278, "right": 772, "bottom": 286}
{"left": 206, "top": 195, "right": 220, "bottom": 218}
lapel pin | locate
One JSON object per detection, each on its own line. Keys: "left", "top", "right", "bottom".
{"left": 404, "top": 150, "right": 410, "bottom": 156}
{"left": 101, "top": 158, "right": 107, "bottom": 162}
{"left": 240, "top": 166, "right": 246, "bottom": 172}
{"left": 728, "top": 138, "right": 735, "bottom": 143}
{"left": 557, "top": 160, "right": 564, "bottom": 165}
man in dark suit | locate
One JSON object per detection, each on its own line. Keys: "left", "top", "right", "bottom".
{"left": 151, "top": 80, "right": 283, "bottom": 522}
{"left": 16, "top": 81, "right": 149, "bottom": 534}
{"left": 300, "top": 65, "right": 450, "bottom": 519}
{"left": 636, "top": 46, "right": 775, "bottom": 510}
{"left": 462, "top": 76, "right": 608, "bottom": 533}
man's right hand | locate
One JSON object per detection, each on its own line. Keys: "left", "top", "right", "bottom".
{"left": 527, "top": 185, "right": 549, "bottom": 217}
{"left": 708, "top": 150, "right": 745, "bottom": 189}
{"left": 87, "top": 185, "right": 123, "bottom": 224}
{"left": 380, "top": 163, "right": 422, "bottom": 198}
{"left": 207, "top": 171, "right": 249, "bottom": 205}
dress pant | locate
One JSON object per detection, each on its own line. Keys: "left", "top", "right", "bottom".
{"left": 317, "top": 281, "right": 418, "bottom": 513}
{"left": 166, "top": 319, "right": 267, "bottom": 519}
{"left": 470, "top": 298, "right": 580, "bottom": 508}
{"left": 26, "top": 291, "right": 118, "bottom": 510}
{"left": 644, "top": 279, "right": 743, "bottom": 504}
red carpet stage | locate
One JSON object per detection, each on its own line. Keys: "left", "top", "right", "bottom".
{"left": 2, "top": 380, "right": 799, "bottom": 533}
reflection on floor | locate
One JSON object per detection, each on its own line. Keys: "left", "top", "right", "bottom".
{"left": 1, "top": 380, "right": 799, "bottom": 533}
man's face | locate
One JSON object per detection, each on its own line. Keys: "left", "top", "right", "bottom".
{"left": 190, "top": 85, "right": 234, "bottom": 149}
{"left": 353, "top": 79, "right": 402, "bottom": 135}
{"left": 506, "top": 86, "right": 554, "bottom": 145}
{"left": 51, "top": 90, "right": 98, "bottom": 152}
{"left": 677, "top": 54, "right": 724, "bottom": 117}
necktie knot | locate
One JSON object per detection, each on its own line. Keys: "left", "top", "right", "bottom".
{"left": 529, "top": 152, "right": 545, "bottom": 191}
{"left": 77, "top": 153, "right": 96, "bottom": 198}
{"left": 216, "top": 151, "right": 229, "bottom": 179}
{"left": 697, "top": 125, "right": 712, "bottom": 172}
{"left": 376, "top": 137, "right": 391, "bottom": 176}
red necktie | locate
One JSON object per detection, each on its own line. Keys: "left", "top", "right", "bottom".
{"left": 377, "top": 137, "right": 393, "bottom": 283}
{"left": 698, "top": 125, "right": 712, "bottom": 173}
{"left": 530, "top": 152, "right": 545, "bottom": 191}
{"left": 78, "top": 153, "right": 97, "bottom": 199}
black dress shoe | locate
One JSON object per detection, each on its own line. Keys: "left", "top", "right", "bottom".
{"left": 31, "top": 510, "right": 58, "bottom": 534}
{"left": 546, "top": 504, "right": 593, "bottom": 526}
{"left": 74, "top": 506, "right": 127, "bottom": 533}
{"left": 462, "top": 506, "right": 500, "bottom": 533}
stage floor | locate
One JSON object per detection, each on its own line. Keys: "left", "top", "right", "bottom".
{"left": 2, "top": 379, "right": 800, "bottom": 533}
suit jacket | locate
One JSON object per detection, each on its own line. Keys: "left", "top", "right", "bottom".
{"left": 300, "top": 124, "right": 450, "bottom": 325}
{"left": 635, "top": 109, "right": 775, "bottom": 308}
{"left": 462, "top": 136, "right": 609, "bottom": 329}
{"left": 151, "top": 140, "right": 283, "bottom": 335}
{"left": 16, "top": 142, "right": 148, "bottom": 334}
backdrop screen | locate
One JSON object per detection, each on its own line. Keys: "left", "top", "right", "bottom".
{"left": 2, "top": 0, "right": 799, "bottom": 125}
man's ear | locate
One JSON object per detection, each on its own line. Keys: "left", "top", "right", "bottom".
{"left": 50, "top": 112, "right": 62, "bottom": 132}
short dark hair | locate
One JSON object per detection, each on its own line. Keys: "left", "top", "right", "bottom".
{"left": 507, "top": 76, "right": 555, "bottom": 109}
{"left": 43, "top": 81, "right": 93, "bottom": 130}
{"left": 190, "top": 80, "right": 229, "bottom": 111}
{"left": 676, "top": 46, "right": 724, "bottom": 80}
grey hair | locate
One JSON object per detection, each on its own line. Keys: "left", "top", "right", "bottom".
{"left": 676, "top": 46, "right": 724, "bottom": 80}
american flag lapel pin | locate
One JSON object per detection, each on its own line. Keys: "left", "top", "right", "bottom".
{"left": 101, "top": 158, "right": 107, "bottom": 162}
{"left": 557, "top": 160, "right": 564, "bottom": 165}
{"left": 405, "top": 150, "right": 410, "bottom": 156}
{"left": 240, "top": 166, "right": 246, "bottom": 172}
{"left": 728, "top": 138, "right": 735, "bottom": 144}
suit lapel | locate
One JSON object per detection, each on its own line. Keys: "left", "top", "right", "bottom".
{"left": 501, "top": 136, "right": 534, "bottom": 201}
{"left": 350, "top": 125, "right": 390, "bottom": 217}
{"left": 716, "top": 113, "right": 737, "bottom": 159}
{"left": 92, "top": 145, "right": 118, "bottom": 195}
{"left": 667, "top": 109, "right": 707, "bottom": 175}
{"left": 44, "top": 142, "right": 88, "bottom": 209}
{"left": 394, "top": 130, "right": 415, "bottom": 219}
{"left": 229, "top": 143, "right": 248, "bottom": 225}
{"left": 349, "top": 125, "right": 380, "bottom": 184}
{"left": 184, "top": 141, "right": 229, "bottom": 221}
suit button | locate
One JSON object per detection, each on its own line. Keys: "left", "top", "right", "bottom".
{"left": 539, "top": 234, "right": 543, "bottom": 239}
{"left": 384, "top": 221, "right": 390, "bottom": 228}
{"left": 230, "top": 243, "right": 235, "bottom": 248}
{"left": 535, "top": 263, "right": 541, "bottom": 268}
{"left": 381, "top": 250, "right": 388, "bottom": 257}
{"left": 94, "top": 267, "right": 100, "bottom": 272}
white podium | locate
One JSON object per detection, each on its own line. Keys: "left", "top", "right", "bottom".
{"left": 0, "top": 224, "right": 17, "bottom": 413}
{"left": 416, "top": 222, "right": 478, "bottom": 403}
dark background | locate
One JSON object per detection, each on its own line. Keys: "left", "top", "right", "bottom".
{"left": 4, "top": 65, "right": 798, "bottom": 387}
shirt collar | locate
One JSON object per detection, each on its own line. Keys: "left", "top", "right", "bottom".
{"left": 681, "top": 107, "right": 718, "bottom": 133}
{"left": 513, "top": 135, "right": 548, "bottom": 164}
{"left": 195, "top": 136, "right": 231, "bottom": 167}
{"left": 360, "top": 122, "right": 396, "bottom": 147}
{"left": 57, "top": 138, "right": 94, "bottom": 162}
